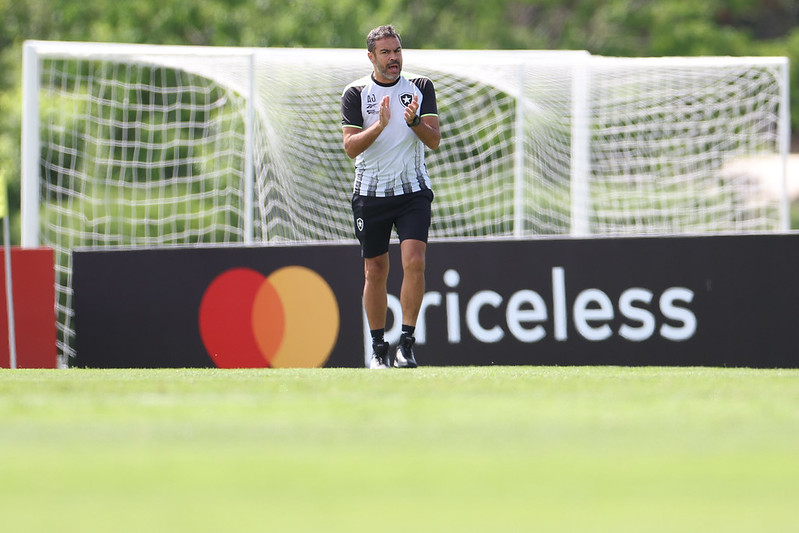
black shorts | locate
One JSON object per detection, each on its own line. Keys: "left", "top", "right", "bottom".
{"left": 352, "top": 189, "right": 434, "bottom": 258}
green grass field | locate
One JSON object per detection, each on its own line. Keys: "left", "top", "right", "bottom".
{"left": 1, "top": 366, "right": 798, "bottom": 533}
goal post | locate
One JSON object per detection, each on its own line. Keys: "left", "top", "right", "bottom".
{"left": 21, "top": 42, "right": 40, "bottom": 248}
{"left": 19, "top": 41, "right": 790, "bottom": 365}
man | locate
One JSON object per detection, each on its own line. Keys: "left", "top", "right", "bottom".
{"left": 341, "top": 25, "right": 441, "bottom": 369}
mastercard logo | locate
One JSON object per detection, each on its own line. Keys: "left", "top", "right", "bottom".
{"left": 198, "top": 266, "right": 340, "bottom": 368}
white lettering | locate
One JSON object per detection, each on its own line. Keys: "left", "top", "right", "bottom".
{"left": 618, "top": 288, "right": 655, "bottom": 342}
{"left": 506, "top": 290, "right": 547, "bottom": 342}
{"left": 372, "top": 268, "right": 697, "bottom": 354}
{"left": 573, "top": 288, "right": 614, "bottom": 341}
{"left": 466, "top": 290, "right": 504, "bottom": 343}
{"left": 552, "top": 267, "right": 568, "bottom": 341}
{"left": 659, "top": 287, "right": 697, "bottom": 341}
{"left": 444, "top": 269, "right": 462, "bottom": 343}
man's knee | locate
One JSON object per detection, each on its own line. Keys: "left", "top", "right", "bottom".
{"left": 402, "top": 247, "right": 426, "bottom": 276}
{"left": 364, "top": 254, "right": 390, "bottom": 282}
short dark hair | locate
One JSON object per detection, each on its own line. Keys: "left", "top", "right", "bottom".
{"left": 366, "top": 25, "right": 401, "bottom": 53}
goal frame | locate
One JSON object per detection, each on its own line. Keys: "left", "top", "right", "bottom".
{"left": 22, "top": 41, "right": 791, "bottom": 248}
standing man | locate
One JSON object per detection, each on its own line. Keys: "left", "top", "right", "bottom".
{"left": 341, "top": 25, "right": 441, "bottom": 369}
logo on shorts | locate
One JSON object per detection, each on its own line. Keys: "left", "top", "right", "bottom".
{"left": 356, "top": 217, "right": 364, "bottom": 232}
{"left": 399, "top": 93, "right": 413, "bottom": 106}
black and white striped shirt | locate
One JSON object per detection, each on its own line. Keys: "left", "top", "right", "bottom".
{"left": 342, "top": 73, "right": 438, "bottom": 197}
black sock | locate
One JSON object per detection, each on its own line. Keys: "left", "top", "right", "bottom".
{"left": 370, "top": 328, "right": 385, "bottom": 345}
{"left": 401, "top": 325, "right": 415, "bottom": 338}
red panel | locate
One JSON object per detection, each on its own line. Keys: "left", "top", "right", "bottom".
{"left": 0, "top": 247, "right": 57, "bottom": 368}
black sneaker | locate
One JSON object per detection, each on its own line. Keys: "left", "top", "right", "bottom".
{"left": 394, "top": 333, "right": 418, "bottom": 368}
{"left": 369, "top": 341, "right": 390, "bottom": 369}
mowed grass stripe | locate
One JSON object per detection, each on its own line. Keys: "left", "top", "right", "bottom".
{"left": 1, "top": 366, "right": 798, "bottom": 533}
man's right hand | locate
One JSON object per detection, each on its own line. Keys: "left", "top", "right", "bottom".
{"left": 379, "top": 95, "right": 391, "bottom": 129}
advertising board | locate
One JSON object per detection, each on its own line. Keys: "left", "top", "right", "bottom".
{"left": 73, "top": 234, "right": 799, "bottom": 368}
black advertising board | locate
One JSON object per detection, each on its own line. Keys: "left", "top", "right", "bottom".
{"left": 73, "top": 234, "right": 799, "bottom": 368}
{"left": 417, "top": 234, "right": 798, "bottom": 367}
{"left": 73, "top": 244, "right": 364, "bottom": 368}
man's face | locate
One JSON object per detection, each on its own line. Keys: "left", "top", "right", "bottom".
{"left": 369, "top": 36, "right": 403, "bottom": 83}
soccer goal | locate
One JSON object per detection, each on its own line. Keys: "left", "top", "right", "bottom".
{"left": 20, "top": 41, "right": 790, "bottom": 365}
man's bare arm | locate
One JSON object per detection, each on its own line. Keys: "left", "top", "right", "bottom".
{"left": 343, "top": 95, "right": 390, "bottom": 159}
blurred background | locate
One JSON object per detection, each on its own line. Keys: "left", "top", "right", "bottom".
{"left": 2, "top": 0, "right": 798, "bottom": 242}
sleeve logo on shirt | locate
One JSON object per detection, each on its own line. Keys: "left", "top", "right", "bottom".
{"left": 399, "top": 93, "right": 414, "bottom": 106}
{"left": 366, "top": 93, "right": 378, "bottom": 115}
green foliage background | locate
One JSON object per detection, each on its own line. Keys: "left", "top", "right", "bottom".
{"left": 2, "top": 0, "right": 798, "bottom": 243}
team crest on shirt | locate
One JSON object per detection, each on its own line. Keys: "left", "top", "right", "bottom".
{"left": 399, "top": 93, "right": 414, "bottom": 106}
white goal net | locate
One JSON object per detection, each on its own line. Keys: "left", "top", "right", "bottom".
{"left": 20, "top": 42, "right": 790, "bottom": 365}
